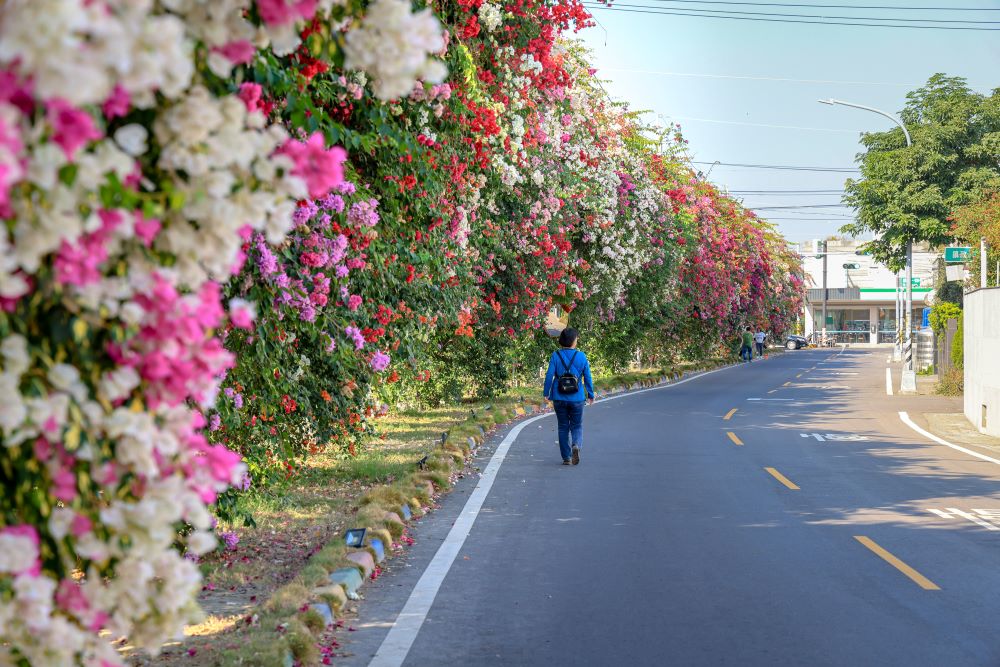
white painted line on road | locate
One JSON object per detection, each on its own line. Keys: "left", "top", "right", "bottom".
{"left": 929, "top": 508, "right": 1000, "bottom": 531}
{"left": 370, "top": 363, "right": 738, "bottom": 666}
{"left": 801, "top": 433, "right": 869, "bottom": 441}
{"left": 899, "top": 411, "right": 1000, "bottom": 467}
{"left": 948, "top": 508, "right": 1000, "bottom": 531}
{"left": 747, "top": 398, "right": 794, "bottom": 401}
{"left": 885, "top": 368, "right": 893, "bottom": 396}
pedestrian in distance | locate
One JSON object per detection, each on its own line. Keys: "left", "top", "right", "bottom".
{"left": 740, "top": 327, "right": 755, "bottom": 363}
{"left": 754, "top": 330, "right": 766, "bottom": 358}
{"left": 543, "top": 327, "right": 595, "bottom": 465}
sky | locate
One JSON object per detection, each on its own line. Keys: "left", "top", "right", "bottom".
{"left": 577, "top": 1, "right": 1000, "bottom": 246}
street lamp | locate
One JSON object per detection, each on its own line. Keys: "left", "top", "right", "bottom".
{"left": 818, "top": 98, "right": 915, "bottom": 392}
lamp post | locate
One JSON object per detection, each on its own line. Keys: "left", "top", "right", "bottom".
{"left": 818, "top": 98, "right": 915, "bottom": 391}
{"left": 821, "top": 240, "right": 828, "bottom": 345}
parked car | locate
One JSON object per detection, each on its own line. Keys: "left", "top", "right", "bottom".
{"left": 785, "top": 334, "right": 808, "bottom": 350}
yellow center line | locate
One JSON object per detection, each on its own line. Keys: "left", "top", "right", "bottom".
{"left": 796, "top": 373, "right": 802, "bottom": 378}
{"left": 854, "top": 536, "right": 940, "bottom": 590}
{"left": 726, "top": 431, "right": 744, "bottom": 446}
{"left": 723, "top": 408, "right": 738, "bottom": 421}
{"left": 783, "top": 381, "right": 791, "bottom": 387}
{"left": 765, "top": 467, "right": 799, "bottom": 490}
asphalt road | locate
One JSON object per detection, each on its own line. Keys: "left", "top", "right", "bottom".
{"left": 343, "top": 348, "right": 1000, "bottom": 667}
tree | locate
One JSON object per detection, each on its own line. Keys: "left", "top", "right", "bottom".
{"left": 951, "top": 193, "right": 1000, "bottom": 288}
{"left": 841, "top": 74, "right": 1000, "bottom": 270}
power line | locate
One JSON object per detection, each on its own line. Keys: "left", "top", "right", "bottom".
{"left": 692, "top": 161, "right": 858, "bottom": 172}
{"left": 582, "top": 4, "right": 1000, "bottom": 30}
{"left": 604, "top": 0, "right": 1000, "bottom": 22}
{"left": 731, "top": 191, "right": 845, "bottom": 195}
{"left": 601, "top": 67, "right": 923, "bottom": 86}
{"left": 752, "top": 210, "right": 855, "bottom": 217}
{"left": 604, "top": 0, "right": 1000, "bottom": 11}
{"left": 671, "top": 115, "right": 862, "bottom": 132}
{"left": 729, "top": 189, "right": 844, "bottom": 192}
{"left": 752, "top": 204, "right": 854, "bottom": 209}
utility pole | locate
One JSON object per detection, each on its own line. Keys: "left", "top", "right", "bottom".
{"left": 892, "top": 271, "right": 903, "bottom": 361}
{"left": 982, "top": 237, "right": 988, "bottom": 289}
{"left": 818, "top": 98, "right": 915, "bottom": 389}
{"left": 822, "top": 240, "right": 828, "bottom": 346}
{"left": 903, "top": 241, "right": 914, "bottom": 391}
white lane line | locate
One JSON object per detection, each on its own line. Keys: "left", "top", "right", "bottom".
{"left": 948, "top": 508, "right": 1000, "bottom": 531}
{"left": 899, "top": 411, "right": 1000, "bottom": 467}
{"left": 885, "top": 368, "right": 894, "bottom": 396}
{"left": 747, "top": 398, "right": 794, "bottom": 401}
{"left": 369, "top": 364, "right": 736, "bottom": 666}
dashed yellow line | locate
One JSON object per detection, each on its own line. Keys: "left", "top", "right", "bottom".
{"left": 723, "top": 408, "right": 738, "bottom": 421}
{"left": 796, "top": 373, "right": 802, "bottom": 378}
{"left": 765, "top": 467, "right": 799, "bottom": 490}
{"left": 854, "top": 536, "right": 940, "bottom": 590}
{"left": 783, "top": 381, "right": 792, "bottom": 387}
{"left": 726, "top": 431, "right": 744, "bottom": 446}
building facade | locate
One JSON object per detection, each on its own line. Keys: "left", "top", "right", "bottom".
{"left": 799, "top": 238, "right": 939, "bottom": 345}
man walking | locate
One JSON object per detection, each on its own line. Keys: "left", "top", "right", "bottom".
{"left": 754, "top": 330, "right": 766, "bottom": 358}
{"left": 543, "top": 327, "right": 595, "bottom": 465}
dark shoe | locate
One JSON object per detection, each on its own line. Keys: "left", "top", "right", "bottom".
{"left": 562, "top": 459, "right": 571, "bottom": 465}
{"left": 571, "top": 446, "right": 580, "bottom": 465}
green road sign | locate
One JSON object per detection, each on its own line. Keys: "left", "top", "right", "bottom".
{"left": 898, "top": 277, "right": 922, "bottom": 287}
{"left": 842, "top": 263, "right": 860, "bottom": 269}
{"left": 944, "top": 247, "right": 971, "bottom": 263}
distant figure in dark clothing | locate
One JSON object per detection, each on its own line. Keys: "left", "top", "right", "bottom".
{"left": 740, "top": 327, "right": 754, "bottom": 362}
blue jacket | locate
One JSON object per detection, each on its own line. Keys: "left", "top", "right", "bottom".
{"left": 543, "top": 348, "right": 595, "bottom": 402}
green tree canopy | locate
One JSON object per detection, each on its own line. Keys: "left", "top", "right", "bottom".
{"left": 841, "top": 74, "right": 1000, "bottom": 271}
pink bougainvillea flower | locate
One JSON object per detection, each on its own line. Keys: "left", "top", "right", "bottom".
{"left": 229, "top": 299, "right": 256, "bottom": 330}
{"left": 70, "top": 513, "right": 93, "bottom": 537}
{"left": 101, "top": 84, "right": 130, "bottom": 119}
{"left": 238, "top": 82, "right": 264, "bottom": 112}
{"left": 56, "top": 579, "right": 90, "bottom": 614}
{"left": 52, "top": 466, "right": 78, "bottom": 502}
{"left": 133, "top": 211, "right": 161, "bottom": 247}
{"left": 46, "top": 98, "right": 101, "bottom": 160}
{"left": 53, "top": 209, "right": 123, "bottom": 286}
{"left": 279, "top": 132, "right": 347, "bottom": 199}
{"left": 214, "top": 40, "right": 256, "bottom": 65}
{"left": 257, "top": 0, "right": 318, "bottom": 26}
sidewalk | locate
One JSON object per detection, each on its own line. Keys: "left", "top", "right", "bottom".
{"left": 876, "top": 361, "right": 1000, "bottom": 460}
{"left": 921, "top": 411, "right": 1000, "bottom": 457}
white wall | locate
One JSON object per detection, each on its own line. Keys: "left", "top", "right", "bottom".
{"left": 964, "top": 288, "right": 1000, "bottom": 436}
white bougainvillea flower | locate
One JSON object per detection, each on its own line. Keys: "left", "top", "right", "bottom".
{"left": 343, "top": 0, "right": 448, "bottom": 100}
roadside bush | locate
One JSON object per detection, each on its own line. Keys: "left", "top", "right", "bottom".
{"left": 929, "top": 302, "right": 962, "bottom": 336}
{"left": 952, "top": 316, "right": 965, "bottom": 369}
{"left": 937, "top": 368, "right": 964, "bottom": 395}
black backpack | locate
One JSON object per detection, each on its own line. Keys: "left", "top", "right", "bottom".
{"left": 555, "top": 350, "right": 580, "bottom": 395}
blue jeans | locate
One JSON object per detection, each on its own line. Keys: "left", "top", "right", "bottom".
{"left": 740, "top": 344, "right": 753, "bottom": 362}
{"left": 553, "top": 400, "right": 585, "bottom": 461}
